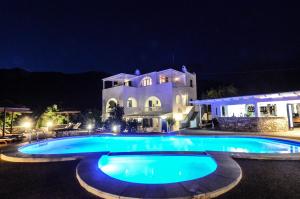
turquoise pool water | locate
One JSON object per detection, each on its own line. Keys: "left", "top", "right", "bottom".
{"left": 98, "top": 154, "right": 217, "bottom": 184}
{"left": 19, "top": 136, "right": 300, "bottom": 154}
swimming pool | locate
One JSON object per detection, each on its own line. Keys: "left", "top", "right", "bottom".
{"left": 98, "top": 154, "right": 217, "bottom": 184}
{"left": 19, "top": 135, "right": 300, "bottom": 155}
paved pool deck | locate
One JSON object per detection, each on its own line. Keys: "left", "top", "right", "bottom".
{"left": 1, "top": 158, "right": 300, "bottom": 199}
{"left": 1, "top": 133, "right": 300, "bottom": 198}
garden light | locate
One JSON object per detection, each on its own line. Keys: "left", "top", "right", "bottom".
{"left": 22, "top": 121, "right": 32, "bottom": 129}
{"left": 87, "top": 124, "right": 93, "bottom": 130}
{"left": 112, "top": 125, "right": 119, "bottom": 133}
{"left": 46, "top": 121, "right": 53, "bottom": 128}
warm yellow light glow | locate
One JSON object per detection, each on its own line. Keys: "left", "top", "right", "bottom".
{"left": 174, "top": 77, "right": 180, "bottom": 81}
{"left": 46, "top": 121, "right": 53, "bottom": 128}
{"left": 174, "top": 113, "right": 183, "bottom": 121}
{"left": 112, "top": 125, "right": 118, "bottom": 132}
{"left": 22, "top": 121, "right": 32, "bottom": 129}
{"left": 87, "top": 124, "right": 93, "bottom": 130}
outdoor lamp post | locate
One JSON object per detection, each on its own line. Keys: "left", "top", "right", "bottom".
{"left": 45, "top": 121, "right": 54, "bottom": 139}
{"left": 22, "top": 120, "right": 32, "bottom": 143}
{"left": 87, "top": 123, "right": 93, "bottom": 134}
{"left": 46, "top": 121, "right": 53, "bottom": 131}
{"left": 112, "top": 125, "right": 120, "bottom": 133}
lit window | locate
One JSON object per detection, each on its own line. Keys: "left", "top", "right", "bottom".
{"left": 124, "top": 80, "right": 131, "bottom": 86}
{"left": 159, "top": 75, "right": 169, "bottom": 84}
{"left": 141, "top": 76, "right": 152, "bottom": 86}
{"left": 127, "top": 97, "right": 137, "bottom": 107}
{"left": 181, "top": 95, "right": 187, "bottom": 105}
{"left": 128, "top": 100, "right": 132, "bottom": 107}
{"left": 145, "top": 96, "right": 161, "bottom": 111}
{"left": 106, "top": 98, "right": 118, "bottom": 113}
{"left": 176, "top": 95, "right": 181, "bottom": 104}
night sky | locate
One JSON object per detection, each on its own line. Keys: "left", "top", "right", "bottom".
{"left": 1, "top": 0, "right": 300, "bottom": 74}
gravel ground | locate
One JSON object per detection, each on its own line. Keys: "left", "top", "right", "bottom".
{"left": 0, "top": 159, "right": 300, "bottom": 199}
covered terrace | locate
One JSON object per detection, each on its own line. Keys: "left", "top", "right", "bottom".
{"left": 191, "top": 91, "right": 300, "bottom": 129}
{"left": 1, "top": 107, "right": 32, "bottom": 137}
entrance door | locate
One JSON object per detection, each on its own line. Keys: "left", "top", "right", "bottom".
{"left": 148, "top": 100, "right": 153, "bottom": 111}
{"left": 161, "top": 120, "right": 168, "bottom": 132}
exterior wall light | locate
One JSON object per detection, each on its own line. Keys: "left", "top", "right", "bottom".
{"left": 174, "top": 77, "right": 180, "bottom": 81}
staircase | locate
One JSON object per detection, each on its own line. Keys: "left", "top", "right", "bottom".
{"left": 189, "top": 111, "right": 199, "bottom": 128}
{"left": 180, "top": 106, "right": 199, "bottom": 129}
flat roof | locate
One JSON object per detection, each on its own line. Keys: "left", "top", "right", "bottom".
{"left": 102, "top": 73, "right": 137, "bottom": 81}
{"left": 102, "top": 68, "right": 190, "bottom": 81}
{"left": 191, "top": 90, "right": 300, "bottom": 105}
{"left": 0, "top": 107, "right": 32, "bottom": 113}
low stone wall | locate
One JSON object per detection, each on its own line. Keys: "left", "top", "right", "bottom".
{"left": 217, "top": 117, "right": 289, "bottom": 132}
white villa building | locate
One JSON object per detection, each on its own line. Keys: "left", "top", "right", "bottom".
{"left": 191, "top": 91, "right": 300, "bottom": 131}
{"left": 102, "top": 67, "right": 197, "bottom": 132}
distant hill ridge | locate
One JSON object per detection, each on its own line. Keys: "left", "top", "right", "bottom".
{"left": 0, "top": 67, "right": 300, "bottom": 111}
{"left": 0, "top": 68, "right": 109, "bottom": 111}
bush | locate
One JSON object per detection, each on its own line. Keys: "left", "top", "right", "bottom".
{"left": 104, "top": 104, "right": 126, "bottom": 132}
{"left": 212, "top": 118, "right": 219, "bottom": 129}
{"left": 126, "top": 119, "right": 139, "bottom": 132}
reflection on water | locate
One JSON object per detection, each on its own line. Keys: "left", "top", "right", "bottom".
{"left": 19, "top": 136, "right": 300, "bottom": 155}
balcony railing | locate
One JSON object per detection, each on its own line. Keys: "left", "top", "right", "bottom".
{"left": 144, "top": 106, "right": 162, "bottom": 112}
{"left": 125, "top": 106, "right": 163, "bottom": 115}
{"left": 125, "top": 107, "right": 140, "bottom": 115}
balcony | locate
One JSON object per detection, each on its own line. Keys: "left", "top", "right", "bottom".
{"left": 144, "top": 106, "right": 162, "bottom": 112}
{"left": 124, "top": 107, "right": 140, "bottom": 115}
{"left": 124, "top": 106, "right": 165, "bottom": 116}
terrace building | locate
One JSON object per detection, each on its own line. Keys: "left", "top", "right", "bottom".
{"left": 191, "top": 91, "right": 300, "bottom": 132}
{"left": 102, "top": 67, "right": 197, "bottom": 132}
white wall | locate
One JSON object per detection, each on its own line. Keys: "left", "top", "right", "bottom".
{"left": 102, "top": 70, "right": 197, "bottom": 128}
{"left": 227, "top": 104, "right": 246, "bottom": 117}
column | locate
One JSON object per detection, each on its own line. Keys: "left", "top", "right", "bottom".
{"left": 103, "top": 80, "right": 105, "bottom": 89}
{"left": 198, "top": 104, "right": 202, "bottom": 127}
{"left": 254, "top": 103, "right": 260, "bottom": 117}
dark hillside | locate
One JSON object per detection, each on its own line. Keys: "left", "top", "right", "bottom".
{"left": 0, "top": 67, "right": 300, "bottom": 112}
{"left": 0, "top": 68, "right": 109, "bottom": 112}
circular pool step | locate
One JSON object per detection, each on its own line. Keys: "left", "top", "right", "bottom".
{"left": 76, "top": 152, "right": 242, "bottom": 199}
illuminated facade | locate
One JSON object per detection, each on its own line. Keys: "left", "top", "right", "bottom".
{"left": 102, "top": 67, "right": 197, "bottom": 132}
{"left": 191, "top": 91, "right": 300, "bottom": 129}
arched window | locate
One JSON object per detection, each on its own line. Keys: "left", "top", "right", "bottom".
{"left": 175, "top": 95, "right": 181, "bottom": 104}
{"left": 106, "top": 98, "right": 118, "bottom": 113}
{"left": 127, "top": 97, "right": 138, "bottom": 108}
{"left": 145, "top": 96, "right": 161, "bottom": 111}
{"left": 140, "top": 76, "right": 152, "bottom": 87}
